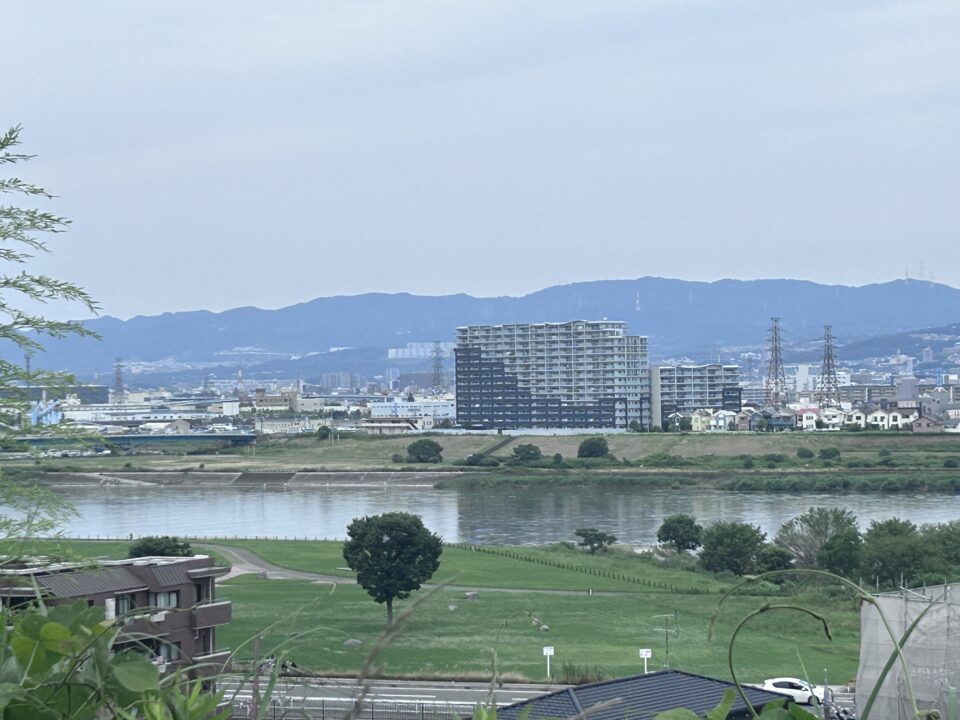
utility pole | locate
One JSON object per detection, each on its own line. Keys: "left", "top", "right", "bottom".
{"left": 817, "top": 325, "right": 841, "bottom": 409}
{"left": 763, "top": 318, "right": 787, "bottom": 409}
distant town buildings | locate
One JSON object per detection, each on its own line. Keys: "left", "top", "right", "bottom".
{"left": 454, "top": 320, "right": 649, "bottom": 429}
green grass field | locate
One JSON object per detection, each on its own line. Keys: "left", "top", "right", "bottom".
{"left": 216, "top": 575, "right": 859, "bottom": 684}
{"left": 31, "top": 538, "right": 861, "bottom": 684}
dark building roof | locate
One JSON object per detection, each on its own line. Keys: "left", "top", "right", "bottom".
{"left": 498, "top": 670, "right": 790, "bottom": 720}
{"left": 37, "top": 567, "right": 147, "bottom": 598}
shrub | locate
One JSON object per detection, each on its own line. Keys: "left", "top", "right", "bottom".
{"left": 945, "top": 458, "right": 959, "bottom": 469}
{"left": 391, "top": 453, "right": 406, "bottom": 463}
{"left": 510, "top": 443, "right": 542, "bottom": 464}
{"left": 128, "top": 536, "right": 192, "bottom": 558}
{"left": 577, "top": 437, "right": 609, "bottom": 458}
{"left": 763, "top": 453, "right": 787, "bottom": 463}
{"left": 552, "top": 453, "right": 563, "bottom": 465}
{"left": 878, "top": 449, "right": 892, "bottom": 458}
{"left": 406, "top": 439, "right": 443, "bottom": 463}
{"left": 818, "top": 447, "right": 841, "bottom": 460}
{"left": 796, "top": 448, "right": 815, "bottom": 459}
{"left": 742, "top": 457, "right": 755, "bottom": 469}
{"left": 463, "top": 453, "right": 499, "bottom": 467}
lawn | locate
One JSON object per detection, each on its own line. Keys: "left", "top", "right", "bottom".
{"left": 15, "top": 538, "right": 861, "bottom": 684}
{"left": 217, "top": 575, "right": 861, "bottom": 684}
{"left": 200, "top": 540, "right": 732, "bottom": 593}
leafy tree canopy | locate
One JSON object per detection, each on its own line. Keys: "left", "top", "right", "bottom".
{"left": 574, "top": 527, "right": 617, "bottom": 554}
{"left": 511, "top": 443, "right": 542, "bottom": 463}
{"left": 406, "top": 438, "right": 443, "bottom": 463}
{"left": 577, "top": 436, "right": 609, "bottom": 458}
{"left": 342, "top": 512, "right": 442, "bottom": 624}
{"left": 817, "top": 527, "right": 863, "bottom": 578}
{"left": 656, "top": 514, "right": 703, "bottom": 552}
{"left": 700, "top": 522, "right": 766, "bottom": 575}
{"left": 774, "top": 506, "right": 858, "bottom": 567}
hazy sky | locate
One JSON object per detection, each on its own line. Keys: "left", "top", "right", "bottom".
{"left": 6, "top": 1, "right": 959, "bottom": 319}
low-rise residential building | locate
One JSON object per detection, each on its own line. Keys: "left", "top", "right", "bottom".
{"left": 0, "top": 555, "right": 231, "bottom": 678}
{"left": 689, "top": 409, "right": 713, "bottom": 433}
{"left": 709, "top": 410, "right": 737, "bottom": 431}
{"left": 912, "top": 415, "right": 944, "bottom": 433}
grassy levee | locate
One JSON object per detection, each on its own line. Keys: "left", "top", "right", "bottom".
{"left": 8, "top": 430, "right": 960, "bottom": 481}
{"left": 14, "top": 538, "right": 861, "bottom": 683}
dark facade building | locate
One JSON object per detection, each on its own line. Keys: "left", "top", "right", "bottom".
{"left": 0, "top": 555, "right": 231, "bottom": 677}
{"left": 455, "top": 320, "right": 649, "bottom": 429}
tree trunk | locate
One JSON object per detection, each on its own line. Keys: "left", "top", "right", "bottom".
{"left": 386, "top": 597, "right": 394, "bottom": 626}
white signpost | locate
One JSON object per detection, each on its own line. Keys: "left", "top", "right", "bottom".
{"left": 639, "top": 648, "right": 652, "bottom": 674}
{"left": 543, "top": 646, "right": 555, "bottom": 679}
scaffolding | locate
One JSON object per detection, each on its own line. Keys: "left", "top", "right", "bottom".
{"left": 856, "top": 583, "right": 960, "bottom": 719}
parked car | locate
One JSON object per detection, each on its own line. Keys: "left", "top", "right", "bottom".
{"left": 760, "top": 678, "right": 826, "bottom": 704}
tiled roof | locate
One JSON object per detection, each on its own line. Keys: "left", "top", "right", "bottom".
{"left": 499, "top": 670, "right": 790, "bottom": 720}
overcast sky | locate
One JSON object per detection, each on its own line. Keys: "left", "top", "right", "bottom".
{"left": 6, "top": 1, "right": 959, "bottom": 320}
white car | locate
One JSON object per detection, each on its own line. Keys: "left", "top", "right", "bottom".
{"left": 760, "top": 678, "right": 827, "bottom": 705}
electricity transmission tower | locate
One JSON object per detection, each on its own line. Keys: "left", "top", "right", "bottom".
{"left": 113, "top": 357, "right": 126, "bottom": 404}
{"left": 763, "top": 318, "right": 787, "bottom": 409}
{"left": 431, "top": 341, "right": 447, "bottom": 392}
{"left": 817, "top": 325, "right": 841, "bottom": 408}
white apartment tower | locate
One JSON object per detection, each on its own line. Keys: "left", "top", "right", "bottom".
{"left": 455, "top": 320, "right": 649, "bottom": 429}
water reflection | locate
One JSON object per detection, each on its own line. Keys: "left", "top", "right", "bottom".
{"left": 48, "top": 485, "right": 960, "bottom": 545}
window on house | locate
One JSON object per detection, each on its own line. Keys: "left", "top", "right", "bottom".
{"left": 148, "top": 591, "right": 179, "bottom": 609}
{"left": 116, "top": 594, "right": 135, "bottom": 615}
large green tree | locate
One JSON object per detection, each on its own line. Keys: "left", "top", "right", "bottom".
{"left": 861, "top": 517, "right": 926, "bottom": 589}
{"left": 700, "top": 522, "right": 765, "bottom": 575}
{"left": 774, "top": 506, "right": 859, "bottom": 567}
{"left": 342, "top": 512, "right": 443, "bottom": 625}
{"left": 657, "top": 514, "right": 703, "bottom": 552}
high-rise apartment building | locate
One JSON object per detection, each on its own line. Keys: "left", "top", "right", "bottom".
{"left": 650, "top": 364, "right": 741, "bottom": 427}
{"left": 455, "top": 320, "right": 649, "bottom": 429}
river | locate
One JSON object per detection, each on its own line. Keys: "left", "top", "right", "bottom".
{"left": 49, "top": 485, "right": 960, "bottom": 544}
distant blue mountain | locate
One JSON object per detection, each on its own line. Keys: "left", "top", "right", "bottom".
{"left": 8, "top": 277, "right": 960, "bottom": 380}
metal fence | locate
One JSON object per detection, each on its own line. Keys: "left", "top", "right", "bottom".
{"left": 227, "top": 697, "right": 477, "bottom": 720}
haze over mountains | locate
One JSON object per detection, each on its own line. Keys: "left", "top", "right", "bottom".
{"left": 11, "top": 277, "right": 960, "bottom": 384}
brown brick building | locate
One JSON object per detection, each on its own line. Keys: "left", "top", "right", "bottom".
{"left": 0, "top": 555, "right": 231, "bottom": 676}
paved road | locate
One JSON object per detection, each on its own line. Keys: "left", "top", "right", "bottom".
{"left": 197, "top": 543, "right": 355, "bottom": 583}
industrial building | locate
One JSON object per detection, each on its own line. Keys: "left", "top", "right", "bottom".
{"left": 454, "top": 320, "right": 649, "bottom": 429}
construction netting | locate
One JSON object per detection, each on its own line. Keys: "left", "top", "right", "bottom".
{"left": 856, "top": 583, "right": 960, "bottom": 719}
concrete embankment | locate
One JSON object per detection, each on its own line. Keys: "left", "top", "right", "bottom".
{"left": 37, "top": 470, "right": 466, "bottom": 488}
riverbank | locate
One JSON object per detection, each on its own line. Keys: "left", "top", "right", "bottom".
{"left": 22, "top": 466, "right": 960, "bottom": 494}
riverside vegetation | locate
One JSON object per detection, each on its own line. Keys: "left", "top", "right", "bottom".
{"left": 11, "top": 432, "right": 960, "bottom": 495}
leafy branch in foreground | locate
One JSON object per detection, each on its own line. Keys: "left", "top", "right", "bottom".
{"left": 1, "top": 124, "right": 99, "bottom": 428}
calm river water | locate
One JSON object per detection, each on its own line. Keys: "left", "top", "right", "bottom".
{"left": 50, "top": 485, "right": 960, "bottom": 545}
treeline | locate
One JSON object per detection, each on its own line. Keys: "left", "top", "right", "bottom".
{"left": 659, "top": 508, "right": 960, "bottom": 590}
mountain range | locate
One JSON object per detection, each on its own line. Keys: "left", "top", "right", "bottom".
{"left": 8, "top": 277, "right": 960, "bottom": 384}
